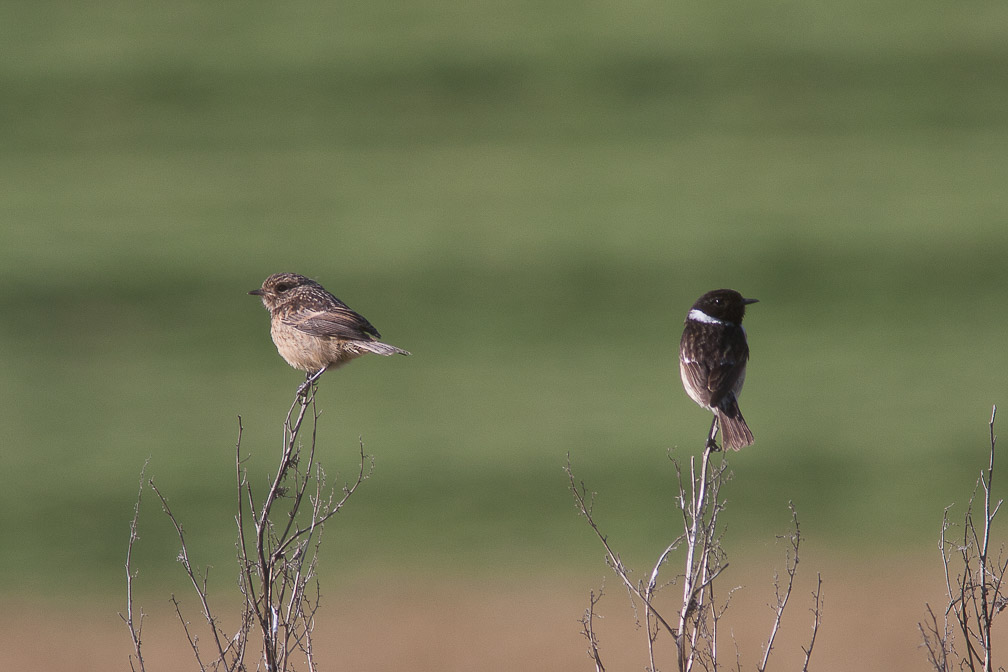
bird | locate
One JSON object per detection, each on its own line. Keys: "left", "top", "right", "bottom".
{"left": 678, "top": 289, "right": 758, "bottom": 450}
{"left": 250, "top": 273, "right": 409, "bottom": 395}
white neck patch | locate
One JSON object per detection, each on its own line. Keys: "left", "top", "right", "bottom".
{"left": 688, "top": 308, "right": 731, "bottom": 326}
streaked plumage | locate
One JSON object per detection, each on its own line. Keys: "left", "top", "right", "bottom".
{"left": 250, "top": 273, "right": 409, "bottom": 392}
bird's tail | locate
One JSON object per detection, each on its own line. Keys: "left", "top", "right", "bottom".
{"left": 359, "top": 340, "right": 411, "bottom": 357}
{"left": 716, "top": 400, "right": 754, "bottom": 451}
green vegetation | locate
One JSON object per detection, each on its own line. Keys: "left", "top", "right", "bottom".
{"left": 1, "top": 0, "right": 1007, "bottom": 595}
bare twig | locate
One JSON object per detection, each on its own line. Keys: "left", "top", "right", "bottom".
{"left": 126, "top": 379, "right": 371, "bottom": 671}
{"left": 672, "top": 445, "right": 732, "bottom": 672}
{"left": 570, "top": 437, "right": 820, "bottom": 672}
{"left": 801, "top": 573, "right": 823, "bottom": 672}
{"left": 150, "top": 479, "right": 231, "bottom": 668}
{"left": 566, "top": 459, "right": 679, "bottom": 640}
{"left": 920, "top": 603, "right": 950, "bottom": 672}
{"left": 170, "top": 593, "right": 207, "bottom": 669}
{"left": 235, "top": 384, "right": 372, "bottom": 671}
{"left": 921, "top": 405, "right": 1004, "bottom": 672}
{"left": 121, "top": 461, "right": 149, "bottom": 672}
{"left": 581, "top": 587, "right": 606, "bottom": 672}
{"left": 759, "top": 502, "right": 801, "bottom": 672}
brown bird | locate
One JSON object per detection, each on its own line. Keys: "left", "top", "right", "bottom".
{"left": 250, "top": 272, "right": 409, "bottom": 394}
{"left": 679, "top": 289, "right": 757, "bottom": 450}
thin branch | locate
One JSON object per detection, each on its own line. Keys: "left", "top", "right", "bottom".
{"left": 759, "top": 503, "right": 801, "bottom": 672}
{"left": 678, "top": 447, "right": 713, "bottom": 657}
{"left": 171, "top": 593, "right": 207, "bottom": 670}
{"left": 149, "top": 479, "right": 231, "bottom": 667}
{"left": 127, "top": 374, "right": 373, "bottom": 672}
{"left": 566, "top": 458, "right": 680, "bottom": 640}
{"left": 120, "top": 461, "right": 149, "bottom": 672}
{"left": 581, "top": 588, "right": 606, "bottom": 672}
{"left": 920, "top": 405, "right": 1004, "bottom": 672}
{"left": 801, "top": 573, "right": 823, "bottom": 672}
{"left": 567, "top": 415, "right": 819, "bottom": 670}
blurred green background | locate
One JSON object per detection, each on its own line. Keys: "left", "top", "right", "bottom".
{"left": 2, "top": 0, "right": 1007, "bottom": 598}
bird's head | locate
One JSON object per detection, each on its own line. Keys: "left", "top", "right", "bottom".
{"left": 249, "top": 272, "right": 318, "bottom": 311}
{"left": 689, "top": 289, "right": 758, "bottom": 325}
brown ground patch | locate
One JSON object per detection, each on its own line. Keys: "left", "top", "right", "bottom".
{"left": 6, "top": 556, "right": 1003, "bottom": 671}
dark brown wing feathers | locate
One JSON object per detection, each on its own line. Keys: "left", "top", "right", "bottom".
{"left": 706, "top": 342, "right": 748, "bottom": 409}
{"left": 682, "top": 325, "right": 749, "bottom": 411}
{"left": 283, "top": 305, "right": 382, "bottom": 341}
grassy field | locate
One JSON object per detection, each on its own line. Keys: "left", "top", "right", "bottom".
{"left": 2, "top": 3, "right": 1008, "bottom": 662}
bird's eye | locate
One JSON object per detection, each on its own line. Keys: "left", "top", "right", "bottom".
{"left": 275, "top": 283, "right": 290, "bottom": 293}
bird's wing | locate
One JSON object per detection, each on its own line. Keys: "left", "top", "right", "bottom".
{"left": 705, "top": 339, "right": 749, "bottom": 406}
{"left": 283, "top": 306, "right": 382, "bottom": 341}
{"left": 680, "top": 358, "right": 714, "bottom": 406}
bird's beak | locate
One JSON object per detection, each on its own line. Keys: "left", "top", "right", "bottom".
{"left": 743, "top": 298, "right": 759, "bottom": 305}
{"left": 249, "top": 289, "right": 264, "bottom": 296}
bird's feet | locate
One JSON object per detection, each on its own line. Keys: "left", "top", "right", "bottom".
{"left": 705, "top": 417, "right": 722, "bottom": 451}
{"left": 297, "top": 367, "right": 327, "bottom": 398}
